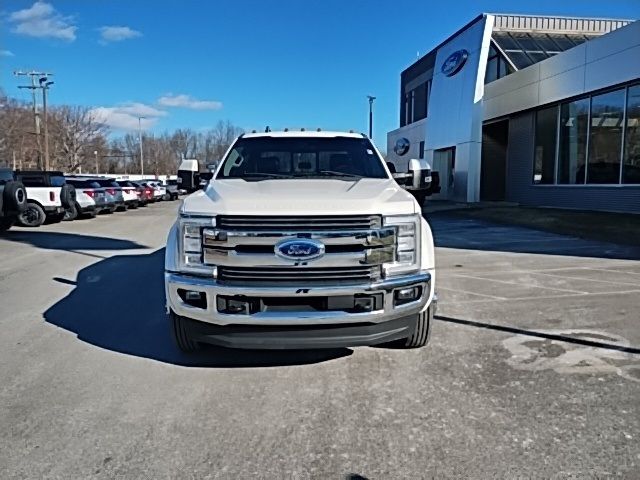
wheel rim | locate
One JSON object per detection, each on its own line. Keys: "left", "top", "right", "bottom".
{"left": 22, "top": 207, "right": 39, "bottom": 225}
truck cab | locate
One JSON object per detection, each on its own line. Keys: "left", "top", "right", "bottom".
{"left": 177, "top": 159, "right": 200, "bottom": 193}
{"left": 165, "top": 131, "right": 437, "bottom": 351}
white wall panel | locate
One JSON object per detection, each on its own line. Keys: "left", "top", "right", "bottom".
{"left": 584, "top": 44, "right": 640, "bottom": 92}
{"left": 538, "top": 66, "right": 586, "bottom": 105}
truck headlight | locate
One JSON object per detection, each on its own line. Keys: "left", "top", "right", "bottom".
{"left": 383, "top": 214, "right": 421, "bottom": 277}
{"left": 178, "top": 214, "right": 217, "bottom": 276}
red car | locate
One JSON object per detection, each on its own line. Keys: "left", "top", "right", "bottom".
{"left": 128, "top": 181, "right": 154, "bottom": 206}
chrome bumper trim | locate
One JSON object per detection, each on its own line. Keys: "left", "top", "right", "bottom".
{"left": 165, "top": 271, "right": 432, "bottom": 326}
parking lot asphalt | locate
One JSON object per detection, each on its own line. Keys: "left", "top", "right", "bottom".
{"left": 1, "top": 202, "right": 639, "bottom": 479}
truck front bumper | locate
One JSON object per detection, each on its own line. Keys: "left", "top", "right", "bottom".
{"left": 165, "top": 271, "right": 433, "bottom": 349}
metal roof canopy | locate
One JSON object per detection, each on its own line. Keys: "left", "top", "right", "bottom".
{"left": 490, "top": 14, "right": 634, "bottom": 71}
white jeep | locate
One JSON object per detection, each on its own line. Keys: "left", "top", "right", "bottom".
{"left": 165, "top": 131, "right": 436, "bottom": 351}
{"left": 15, "top": 171, "right": 75, "bottom": 227}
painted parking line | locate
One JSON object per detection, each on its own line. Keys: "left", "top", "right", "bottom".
{"left": 454, "top": 269, "right": 640, "bottom": 288}
{"left": 438, "top": 289, "right": 640, "bottom": 306}
{"left": 437, "top": 286, "right": 507, "bottom": 300}
{"left": 450, "top": 272, "right": 588, "bottom": 294}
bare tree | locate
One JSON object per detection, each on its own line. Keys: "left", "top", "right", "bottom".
{"left": 50, "top": 105, "right": 107, "bottom": 172}
{"left": 0, "top": 91, "right": 38, "bottom": 169}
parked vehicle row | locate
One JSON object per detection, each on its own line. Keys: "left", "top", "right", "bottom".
{"left": 0, "top": 168, "right": 179, "bottom": 231}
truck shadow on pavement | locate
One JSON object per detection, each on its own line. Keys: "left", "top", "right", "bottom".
{"left": 3, "top": 230, "right": 147, "bottom": 252}
{"left": 44, "top": 248, "right": 352, "bottom": 367}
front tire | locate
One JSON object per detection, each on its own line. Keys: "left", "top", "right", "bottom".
{"left": 63, "top": 203, "right": 79, "bottom": 221}
{"left": 18, "top": 203, "right": 46, "bottom": 227}
{"left": 171, "top": 311, "right": 200, "bottom": 353}
{"left": 401, "top": 306, "right": 433, "bottom": 348}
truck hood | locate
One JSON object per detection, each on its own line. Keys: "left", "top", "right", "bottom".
{"left": 181, "top": 178, "right": 418, "bottom": 216}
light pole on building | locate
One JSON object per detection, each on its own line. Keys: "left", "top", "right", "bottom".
{"left": 367, "top": 95, "right": 376, "bottom": 139}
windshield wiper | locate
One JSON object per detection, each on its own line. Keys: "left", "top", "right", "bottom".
{"left": 240, "top": 173, "right": 294, "bottom": 180}
{"left": 310, "top": 170, "right": 364, "bottom": 179}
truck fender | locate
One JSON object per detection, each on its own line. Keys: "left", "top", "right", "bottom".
{"left": 420, "top": 217, "right": 436, "bottom": 312}
{"left": 165, "top": 221, "right": 179, "bottom": 272}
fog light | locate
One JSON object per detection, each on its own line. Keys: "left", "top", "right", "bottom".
{"left": 217, "top": 296, "right": 256, "bottom": 315}
{"left": 227, "top": 300, "right": 248, "bottom": 314}
{"left": 177, "top": 289, "right": 207, "bottom": 309}
{"left": 394, "top": 286, "right": 421, "bottom": 306}
{"left": 353, "top": 297, "right": 374, "bottom": 312}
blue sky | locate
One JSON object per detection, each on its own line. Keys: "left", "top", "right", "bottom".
{"left": 2, "top": 0, "right": 639, "bottom": 147}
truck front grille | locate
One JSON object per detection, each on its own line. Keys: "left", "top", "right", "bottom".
{"left": 217, "top": 215, "right": 382, "bottom": 232}
{"left": 217, "top": 266, "right": 381, "bottom": 286}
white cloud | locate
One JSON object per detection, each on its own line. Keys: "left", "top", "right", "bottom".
{"left": 98, "top": 26, "right": 142, "bottom": 44}
{"left": 90, "top": 103, "right": 167, "bottom": 131}
{"left": 8, "top": 1, "right": 77, "bottom": 41}
{"left": 158, "top": 94, "right": 223, "bottom": 110}
{"left": 0, "top": 50, "right": 15, "bottom": 57}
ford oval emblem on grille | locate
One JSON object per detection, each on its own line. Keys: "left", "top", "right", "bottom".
{"left": 275, "top": 239, "right": 325, "bottom": 261}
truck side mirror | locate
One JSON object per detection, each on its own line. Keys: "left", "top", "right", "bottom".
{"left": 388, "top": 161, "right": 411, "bottom": 187}
{"left": 408, "top": 158, "right": 432, "bottom": 190}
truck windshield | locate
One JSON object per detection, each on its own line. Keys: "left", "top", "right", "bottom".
{"left": 218, "top": 137, "right": 388, "bottom": 180}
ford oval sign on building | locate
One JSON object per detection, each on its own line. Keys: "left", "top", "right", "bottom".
{"left": 394, "top": 137, "right": 411, "bottom": 156}
{"left": 275, "top": 239, "right": 325, "bottom": 261}
{"left": 441, "top": 49, "right": 469, "bottom": 77}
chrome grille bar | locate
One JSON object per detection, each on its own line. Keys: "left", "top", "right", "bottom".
{"left": 217, "top": 215, "right": 382, "bottom": 231}
{"left": 203, "top": 246, "right": 395, "bottom": 267}
{"left": 217, "top": 266, "right": 381, "bottom": 286}
{"left": 202, "top": 228, "right": 395, "bottom": 248}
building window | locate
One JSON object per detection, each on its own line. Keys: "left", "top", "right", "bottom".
{"left": 419, "top": 141, "right": 425, "bottom": 159}
{"left": 404, "top": 92, "right": 415, "bottom": 126}
{"left": 623, "top": 84, "right": 640, "bottom": 184}
{"left": 533, "top": 106, "right": 557, "bottom": 184}
{"left": 587, "top": 89, "right": 625, "bottom": 184}
{"left": 413, "top": 83, "right": 428, "bottom": 122}
{"left": 485, "top": 43, "right": 515, "bottom": 84}
{"left": 558, "top": 98, "right": 589, "bottom": 184}
{"left": 530, "top": 82, "right": 639, "bottom": 187}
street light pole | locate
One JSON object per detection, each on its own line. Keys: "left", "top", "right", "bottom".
{"left": 138, "top": 116, "right": 145, "bottom": 176}
{"left": 367, "top": 95, "right": 376, "bottom": 139}
{"left": 94, "top": 150, "right": 99, "bottom": 174}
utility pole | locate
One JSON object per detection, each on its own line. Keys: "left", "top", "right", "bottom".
{"left": 38, "top": 76, "right": 54, "bottom": 171}
{"left": 367, "top": 95, "right": 376, "bottom": 139}
{"left": 15, "top": 71, "right": 52, "bottom": 169}
{"left": 138, "top": 116, "right": 145, "bottom": 176}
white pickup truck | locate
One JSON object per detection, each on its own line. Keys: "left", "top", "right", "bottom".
{"left": 165, "top": 131, "right": 436, "bottom": 351}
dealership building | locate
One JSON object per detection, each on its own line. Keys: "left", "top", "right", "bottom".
{"left": 387, "top": 13, "right": 640, "bottom": 213}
